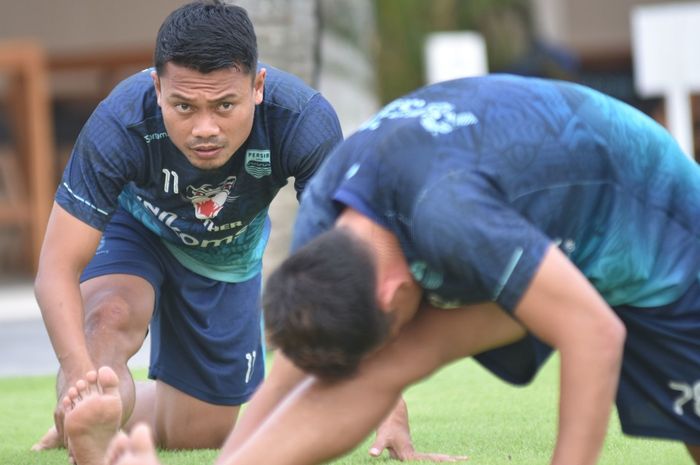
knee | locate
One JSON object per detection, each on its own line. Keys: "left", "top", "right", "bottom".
{"left": 86, "top": 294, "right": 132, "bottom": 333}
{"left": 84, "top": 294, "right": 146, "bottom": 350}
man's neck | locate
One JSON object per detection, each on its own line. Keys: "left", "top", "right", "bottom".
{"left": 335, "top": 208, "right": 404, "bottom": 279}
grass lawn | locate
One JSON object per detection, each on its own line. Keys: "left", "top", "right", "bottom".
{"left": 0, "top": 354, "right": 693, "bottom": 465}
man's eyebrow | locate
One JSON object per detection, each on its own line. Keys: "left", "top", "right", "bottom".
{"left": 167, "top": 92, "right": 240, "bottom": 102}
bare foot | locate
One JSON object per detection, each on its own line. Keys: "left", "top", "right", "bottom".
{"left": 63, "top": 366, "right": 123, "bottom": 465}
{"left": 31, "top": 425, "right": 63, "bottom": 451}
{"left": 105, "top": 423, "right": 161, "bottom": 465}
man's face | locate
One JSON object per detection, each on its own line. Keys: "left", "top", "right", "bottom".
{"left": 152, "top": 62, "right": 265, "bottom": 170}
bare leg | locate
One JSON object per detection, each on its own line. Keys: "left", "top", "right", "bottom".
{"left": 105, "top": 424, "right": 161, "bottom": 465}
{"left": 80, "top": 377, "right": 241, "bottom": 449}
{"left": 35, "top": 378, "right": 241, "bottom": 452}
{"left": 687, "top": 444, "right": 700, "bottom": 464}
{"left": 63, "top": 367, "right": 122, "bottom": 465}
{"left": 77, "top": 275, "right": 155, "bottom": 424}
{"left": 81, "top": 275, "right": 243, "bottom": 450}
{"left": 147, "top": 380, "right": 240, "bottom": 449}
{"left": 37, "top": 273, "right": 244, "bottom": 457}
{"left": 37, "top": 367, "right": 243, "bottom": 452}
{"left": 33, "top": 275, "right": 155, "bottom": 458}
{"left": 123, "top": 381, "right": 157, "bottom": 433}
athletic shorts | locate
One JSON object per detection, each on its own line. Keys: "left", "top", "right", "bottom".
{"left": 474, "top": 281, "right": 700, "bottom": 444}
{"left": 81, "top": 208, "right": 265, "bottom": 406}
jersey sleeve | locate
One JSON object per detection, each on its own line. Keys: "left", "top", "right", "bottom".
{"left": 289, "top": 151, "right": 348, "bottom": 252}
{"left": 411, "top": 173, "right": 551, "bottom": 313}
{"left": 55, "top": 102, "right": 140, "bottom": 231}
{"left": 283, "top": 93, "right": 343, "bottom": 200}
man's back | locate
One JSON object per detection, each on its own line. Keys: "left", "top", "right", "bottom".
{"left": 294, "top": 74, "right": 700, "bottom": 311}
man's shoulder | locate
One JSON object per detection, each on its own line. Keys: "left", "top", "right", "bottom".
{"left": 101, "top": 69, "right": 159, "bottom": 126}
{"left": 261, "top": 64, "right": 322, "bottom": 113}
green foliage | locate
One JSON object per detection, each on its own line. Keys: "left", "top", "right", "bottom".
{"left": 0, "top": 356, "right": 693, "bottom": 464}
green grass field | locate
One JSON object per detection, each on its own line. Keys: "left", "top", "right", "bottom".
{"left": 0, "top": 354, "right": 693, "bottom": 465}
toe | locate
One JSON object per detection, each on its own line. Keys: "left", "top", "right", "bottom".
{"left": 97, "top": 366, "right": 120, "bottom": 397}
{"left": 67, "top": 385, "right": 80, "bottom": 402}
{"left": 75, "top": 379, "right": 89, "bottom": 399}
{"left": 85, "top": 370, "right": 99, "bottom": 390}
{"left": 62, "top": 393, "right": 74, "bottom": 412}
{"left": 105, "top": 431, "right": 129, "bottom": 465}
{"left": 130, "top": 423, "right": 156, "bottom": 455}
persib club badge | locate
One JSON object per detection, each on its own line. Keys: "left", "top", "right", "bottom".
{"left": 245, "top": 149, "right": 272, "bottom": 179}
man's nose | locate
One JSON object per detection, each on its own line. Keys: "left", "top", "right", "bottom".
{"left": 192, "top": 112, "right": 220, "bottom": 139}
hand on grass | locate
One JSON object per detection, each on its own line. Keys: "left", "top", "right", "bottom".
{"left": 369, "top": 397, "right": 469, "bottom": 462}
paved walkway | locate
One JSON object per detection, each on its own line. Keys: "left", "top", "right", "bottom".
{"left": 0, "top": 287, "right": 60, "bottom": 377}
{"left": 0, "top": 281, "right": 151, "bottom": 377}
{"left": 0, "top": 29, "right": 379, "bottom": 378}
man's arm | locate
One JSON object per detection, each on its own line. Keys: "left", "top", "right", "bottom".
{"left": 34, "top": 202, "right": 102, "bottom": 431}
{"left": 513, "top": 244, "right": 626, "bottom": 465}
{"left": 216, "top": 351, "right": 306, "bottom": 463}
{"left": 220, "top": 348, "right": 468, "bottom": 463}
{"left": 220, "top": 302, "right": 526, "bottom": 465}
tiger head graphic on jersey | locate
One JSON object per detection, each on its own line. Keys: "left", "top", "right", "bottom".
{"left": 185, "top": 176, "right": 238, "bottom": 220}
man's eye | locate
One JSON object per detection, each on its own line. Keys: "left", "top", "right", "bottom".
{"left": 175, "top": 103, "right": 191, "bottom": 112}
{"left": 219, "top": 102, "right": 234, "bottom": 111}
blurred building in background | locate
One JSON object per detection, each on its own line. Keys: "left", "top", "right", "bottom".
{"left": 0, "top": 0, "right": 696, "bottom": 278}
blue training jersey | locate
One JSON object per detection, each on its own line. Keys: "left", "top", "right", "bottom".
{"left": 293, "top": 74, "right": 700, "bottom": 312}
{"left": 56, "top": 65, "right": 343, "bottom": 282}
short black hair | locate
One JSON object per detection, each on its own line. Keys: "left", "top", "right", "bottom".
{"left": 263, "top": 228, "right": 392, "bottom": 379}
{"left": 154, "top": 0, "right": 257, "bottom": 75}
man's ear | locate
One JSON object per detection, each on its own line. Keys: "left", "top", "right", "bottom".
{"left": 377, "top": 276, "right": 404, "bottom": 314}
{"left": 253, "top": 68, "right": 266, "bottom": 105}
{"left": 151, "top": 70, "right": 162, "bottom": 106}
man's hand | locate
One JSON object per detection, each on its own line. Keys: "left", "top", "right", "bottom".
{"left": 54, "top": 399, "right": 69, "bottom": 447}
{"left": 368, "top": 398, "right": 469, "bottom": 462}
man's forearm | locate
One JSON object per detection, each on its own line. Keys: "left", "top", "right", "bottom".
{"left": 550, "top": 331, "right": 624, "bottom": 465}
{"left": 216, "top": 352, "right": 305, "bottom": 463}
{"left": 223, "top": 375, "right": 402, "bottom": 465}
{"left": 35, "top": 272, "right": 93, "bottom": 376}
{"left": 512, "top": 245, "right": 626, "bottom": 465}
{"left": 35, "top": 203, "right": 101, "bottom": 379}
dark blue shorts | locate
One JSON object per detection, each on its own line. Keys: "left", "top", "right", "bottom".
{"left": 474, "top": 282, "right": 700, "bottom": 445}
{"left": 81, "top": 208, "right": 265, "bottom": 406}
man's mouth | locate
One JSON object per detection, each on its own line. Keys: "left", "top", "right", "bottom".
{"left": 191, "top": 145, "right": 223, "bottom": 158}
